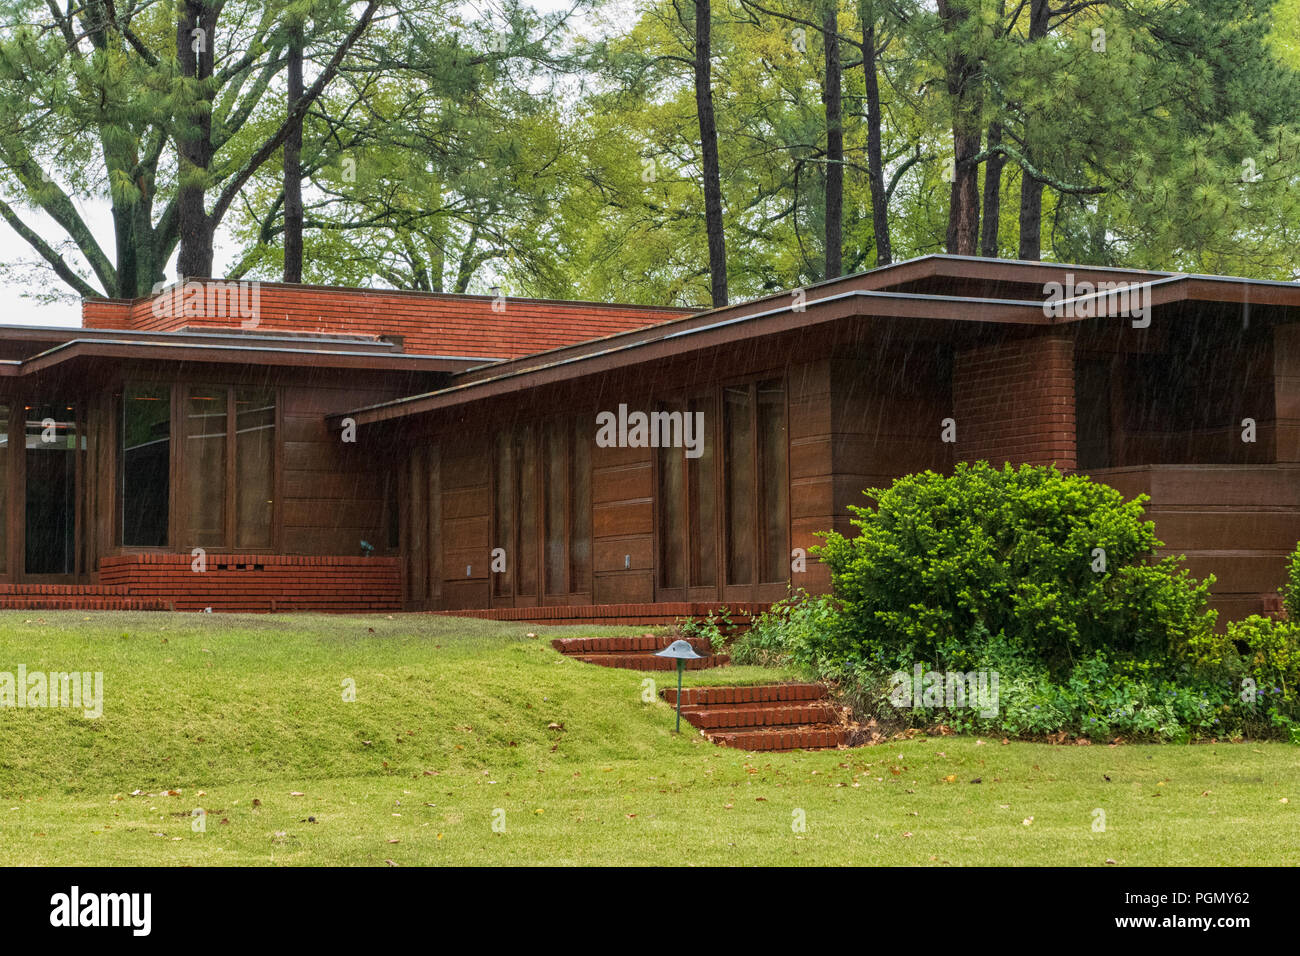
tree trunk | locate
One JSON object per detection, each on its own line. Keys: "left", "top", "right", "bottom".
{"left": 283, "top": 20, "right": 305, "bottom": 283}
{"left": 1017, "top": 0, "right": 1051, "bottom": 260}
{"left": 177, "top": 0, "right": 218, "bottom": 279}
{"left": 694, "top": 0, "right": 728, "bottom": 306}
{"left": 980, "top": 122, "right": 1005, "bottom": 257}
{"left": 861, "top": 1, "right": 890, "bottom": 266}
{"left": 822, "top": 2, "right": 843, "bottom": 280}
{"left": 938, "top": 0, "right": 981, "bottom": 256}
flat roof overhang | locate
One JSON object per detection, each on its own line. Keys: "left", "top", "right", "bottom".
{"left": 0, "top": 332, "right": 497, "bottom": 377}
{"left": 334, "top": 271, "right": 1300, "bottom": 429}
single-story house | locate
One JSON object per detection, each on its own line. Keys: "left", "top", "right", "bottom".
{"left": 3, "top": 255, "right": 1297, "bottom": 622}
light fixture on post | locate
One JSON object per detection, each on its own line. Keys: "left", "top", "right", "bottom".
{"left": 654, "top": 639, "right": 702, "bottom": 732}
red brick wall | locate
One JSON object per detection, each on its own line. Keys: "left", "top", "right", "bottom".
{"left": 83, "top": 284, "right": 691, "bottom": 360}
{"left": 98, "top": 554, "right": 400, "bottom": 613}
{"left": 953, "top": 331, "right": 1077, "bottom": 470}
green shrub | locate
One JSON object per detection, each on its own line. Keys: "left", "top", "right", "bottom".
{"left": 674, "top": 607, "right": 735, "bottom": 651}
{"left": 1283, "top": 542, "right": 1300, "bottom": 620}
{"left": 812, "top": 462, "right": 1217, "bottom": 678}
{"left": 731, "top": 590, "right": 838, "bottom": 668}
{"left": 1223, "top": 615, "right": 1300, "bottom": 729}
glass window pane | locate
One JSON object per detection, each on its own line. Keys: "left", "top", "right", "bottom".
{"left": 658, "top": 422, "right": 686, "bottom": 589}
{"left": 493, "top": 431, "right": 515, "bottom": 597}
{"left": 235, "top": 388, "right": 275, "bottom": 549}
{"left": 569, "top": 418, "right": 591, "bottom": 592}
{"left": 185, "top": 387, "right": 227, "bottom": 548}
{"left": 25, "top": 403, "right": 78, "bottom": 575}
{"left": 0, "top": 405, "right": 8, "bottom": 571}
{"left": 757, "top": 379, "right": 788, "bottom": 582}
{"left": 121, "top": 385, "right": 170, "bottom": 547}
{"left": 724, "top": 385, "right": 755, "bottom": 585}
{"left": 689, "top": 397, "right": 716, "bottom": 587}
{"left": 544, "top": 422, "right": 566, "bottom": 594}
{"left": 516, "top": 426, "right": 538, "bottom": 597}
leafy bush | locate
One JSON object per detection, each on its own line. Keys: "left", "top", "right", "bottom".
{"left": 731, "top": 590, "right": 838, "bottom": 668}
{"left": 812, "top": 462, "right": 1217, "bottom": 678}
{"left": 727, "top": 464, "right": 1295, "bottom": 741}
{"left": 1223, "top": 615, "right": 1300, "bottom": 732}
{"left": 1284, "top": 541, "right": 1300, "bottom": 620}
{"left": 673, "top": 607, "right": 735, "bottom": 651}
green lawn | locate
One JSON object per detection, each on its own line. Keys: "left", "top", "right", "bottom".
{"left": 0, "top": 612, "right": 1294, "bottom": 866}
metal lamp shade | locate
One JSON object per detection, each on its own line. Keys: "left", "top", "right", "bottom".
{"left": 655, "top": 639, "right": 702, "bottom": 660}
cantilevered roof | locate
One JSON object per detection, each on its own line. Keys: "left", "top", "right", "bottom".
{"left": 333, "top": 255, "right": 1300, "bottom": 427}
{"left": 0, "top": 324, "right": 491, "bottom": 375}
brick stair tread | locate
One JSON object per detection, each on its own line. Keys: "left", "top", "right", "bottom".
{"left": 662, "top": 683, "right": 828, "bottom": 706}
{"left": 571, "top": 653, "right": 728, "bottom": 671}
{"left": 706, "top": 725, "right": 849, "bottom": 751}
{"left": 552, "top": 635, "right": 712, "bottom": 653}
{"left": 683, "top": 703, "right": 837, "bottom": 730}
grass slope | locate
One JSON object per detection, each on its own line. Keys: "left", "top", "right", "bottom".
{"left": 0, "top": 612, "right": 1294, "bottom": 866}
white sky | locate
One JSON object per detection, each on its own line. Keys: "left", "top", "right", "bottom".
{"left": 0, "top": 0, "right": 635, "bottom": 328}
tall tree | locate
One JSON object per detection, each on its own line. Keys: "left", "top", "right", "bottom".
{"left": 175, "top": 1, "right": 220, "bottom": 278}
{"left": 176, "top": 0, "right": 379, "bottom": 278}
{"left": 937, "top": 0, "right": 982, "bottom": 255}
{"left": 822, "top": 0, "right": 842, "bottom": 278}
{"left": 1016, "top": 0, "right": 1051, "bottom": 260}
{"left": 860, "top": 0, "right": 891, "bottom": 265}
{"left": 694, "top": 0, "right": 728, "bottom": 305}
{"left": 283, "top": 16, "right": 305, "bottom": 283}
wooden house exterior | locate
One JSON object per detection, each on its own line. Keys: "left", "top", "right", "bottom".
{"left": 1, "top": 256, "right": 1297, "bottom": 622}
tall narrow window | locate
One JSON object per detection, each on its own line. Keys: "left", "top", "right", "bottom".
{"left": 235, "top": 388, "right": 275, "bottom": 548}
{"left": 756, "top": 379, "right": 788, "bottom": 582}
{"left": 724, "top": 385, "right": 755, "bottom": 585}
{"left": 0, "top": 405, "right": 8, "bottom": 571}
{"left": 492, "top": 431, "right": 515, "bottom": 598}
{"left": 689, "top": 396, "right": 716, "bottom": 586}
{"left": 544, "top": 422, "right": 566, "bottom": 595}
{"left": 657, "top": 403, "right": 688, "bottom": 589}
{"left": 185, "top": 387, "right": 227, "bottom": 549}
{"left": 25, "top": 404, "right": 78, "bottom": 575}
{"left": 569, "top": 418, "right": 592, "bottom": 593}
{"left": 121, "top": 385, "right": 171, "bottom": 547}
{"left": 516, "top": 425, "right": 538, "bottom": 596}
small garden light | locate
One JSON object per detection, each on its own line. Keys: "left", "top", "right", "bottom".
{"left": 655, "top": 639, "right": 701, "bottom": 732}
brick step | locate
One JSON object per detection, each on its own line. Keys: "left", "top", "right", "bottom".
{"left": 682, "top": 702, "right": 838, "bottom": 730}
{"left": 551, "top": 634, "right": 713, "bottom": 655}
{"left": 706, "top": 725, "right": 850, "bottom": 751}
{"left": 570, "top": 653, "right": 729, "bottom": 671}
{"left": 0, "top": 584, "right": 136, "bottom": 596}
{"left": 0, "top": 597, "right": 168, "bottom": 611}
{"left": 662, "top": 683, "right": 828, "bottom": 707}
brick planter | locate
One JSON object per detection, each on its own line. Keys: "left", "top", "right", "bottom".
{"left": 98, "top": 554, "right": 401, "bottom": 613}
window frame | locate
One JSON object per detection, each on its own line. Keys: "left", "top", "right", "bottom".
{"left": 491, "top": 415, "right": 593, "bottom": 606}
{"left": 654, "top": 373, "right": 790, "bottom": 602}
{"left": 116, "top": 382, "right": 281, "bottom": 554}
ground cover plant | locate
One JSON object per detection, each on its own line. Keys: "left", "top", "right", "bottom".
{"left": 0, "top": 611, "right": 1294, "bottom": 865}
